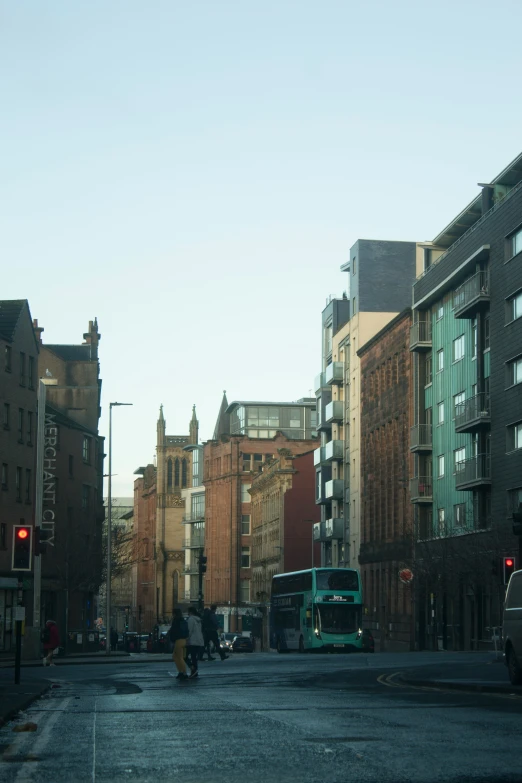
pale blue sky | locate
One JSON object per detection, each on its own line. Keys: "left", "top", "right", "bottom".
{"left": 1, "top": 0, "right": 521, "bottom": 495}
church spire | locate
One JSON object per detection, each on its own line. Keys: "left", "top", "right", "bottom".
{"left": 213, "top": 390, "right": 230, "bottom": 440}
{"left": 157, "top": 404, "right": 166, "bottom": 447}
{"left": 189, "top": 404, "right": 199, "bottom": 445}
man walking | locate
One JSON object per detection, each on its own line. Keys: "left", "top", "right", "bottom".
{"left": 186, "top": 607, "right": 204, "bottom": 679}
{"left": 201, "top": 608, "right": 216, "bottom": 661}
{"left": 208, "top": 604, "right": 229, "bottom": 661}
{"left": 169, "top": 608, "right": 189, "bottom": 680}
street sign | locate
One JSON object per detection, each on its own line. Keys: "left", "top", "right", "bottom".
{"left": 399, "top": 568, "right": 414, "bottom": 584}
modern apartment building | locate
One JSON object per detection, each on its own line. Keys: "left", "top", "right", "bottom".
{"left": 181, "top": 421, "right": 205, "bottom": 606}
{"left": 315, "top": 241, "right": 423, "bottom": 571}
{"left": 204, "top": 394, "right": 317, "bottom": 631}
{"left": 410, "top": 152, "right": 522, "bottom": 650}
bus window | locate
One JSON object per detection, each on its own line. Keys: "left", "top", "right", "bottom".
{"left": 316, "top": 570, "right": 359, "bottom": 592}
{"left": 305, "top": 608, "right": 312, "bottom": 628}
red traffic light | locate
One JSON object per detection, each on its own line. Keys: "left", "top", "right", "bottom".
{"left": 17, "top": 528, "right": 29, "bottom": 540}
{"left": 506, "top": 558, "right": 514, "bottom": 568}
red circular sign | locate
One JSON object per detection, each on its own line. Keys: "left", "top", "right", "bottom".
{"left": 17, "top": 528, "right": 29, "bottom": 539}
{"left": 399, "top": 568, "right": 413, "bottom": 584}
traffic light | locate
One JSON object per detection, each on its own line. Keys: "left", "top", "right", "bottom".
{"left": 199, "top": 555, "right": 207, "bottom": 574}
{"left": 12, "top": 525, "right": 33, "bottom": 571}
{"left": 503, "top": 556, "right": 517, "bottom": 585}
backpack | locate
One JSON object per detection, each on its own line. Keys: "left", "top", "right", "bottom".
{"left": 41, "top": 626, "right": 50, "bottom": 644}
{"left": 179, "top": 619, "right": 189, "bottom": 639}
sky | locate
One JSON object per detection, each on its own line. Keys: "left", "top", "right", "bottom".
{"left": 1, "top": 0, "right": 522, "bottom": 496}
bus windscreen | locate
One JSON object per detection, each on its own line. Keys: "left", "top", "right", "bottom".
{"left": 315, "top": 570, "right": 359, "bottom": 592}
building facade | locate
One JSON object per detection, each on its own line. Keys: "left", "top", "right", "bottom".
{"left": 204, "top": 394, "right": 317, "bottom": 631}
{"left": 410, "top": 152, "right": 522, "bottom": 650}
{"left": 250, "top": 449, "right": 320, "bottom": 646}
{"left": 104, "top": 498, "right": 134, "bottom": 633}
{"left": 0, "top": 301, "right": 39, "bottom": 651}
{"left": 358, "top": 309, "right": 414, "bottom": 651}
{"left": 181, "top": 432, "right": 205, "bottom": 606}
{"left": 133, "top": 464, "right": 156, "bottom": 633}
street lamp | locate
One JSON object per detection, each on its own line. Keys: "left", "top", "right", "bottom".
{"left": 106, "top": 402, "right": 132, "bottom": 655}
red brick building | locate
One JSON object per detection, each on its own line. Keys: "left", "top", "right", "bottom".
{"left": 358, "top": 309, "right": 414, "bottom": 651}
{"left": 133, "top": 464, "right": 156, "bottom": 632}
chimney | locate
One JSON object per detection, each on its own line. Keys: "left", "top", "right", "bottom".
{"left": 33, "top": 318, "right": 44, "bottom": 345}
{"left": 83, "top": 318, "right": 101, "bottom": 359}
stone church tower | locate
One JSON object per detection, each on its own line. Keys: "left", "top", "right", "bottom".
{"left": 155, "top": 404, "right": 199, "bottom": 621}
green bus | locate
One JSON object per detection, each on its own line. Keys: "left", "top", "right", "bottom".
{"left": 270, "top": 567, "right": 363, "bottom": 653}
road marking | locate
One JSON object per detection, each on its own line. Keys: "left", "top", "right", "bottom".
{"left": 92, "top": 696, "right": 97, "bottom": 783}
{"left": 11, "top": 697, "right": 71, "bottom": 782}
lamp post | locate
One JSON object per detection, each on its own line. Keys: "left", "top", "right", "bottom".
{"left": 106, "top": 402, "right": 132, "bottom": 655}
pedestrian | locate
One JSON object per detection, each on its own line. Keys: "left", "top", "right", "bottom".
{"left": 110, "top": 627, "right": 118, "bottom": 651}
{"left": 186, "top": 606, "right": 204, "bottom": 679}
{"left": 169, "top": 608, "right": 189, "bottom": 680}
{"left": 208, "top": 604, "right": 229, "bottom": 661}
{"left": 201, "top": 608, "right": 216, "bottom": 661}
{"left": 42, "top": 619, "right": 60, "bottom": 666}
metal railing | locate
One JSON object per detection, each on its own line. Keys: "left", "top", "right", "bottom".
{"left": 410, "top": 424, "right": 432, "bottom": 450}
{"left": 410, "top": 476, "right": 433, "bottom": 501}
{"left": 455, "top": 393, "right": 490, "bottom": 430}
{"left": 410, "top": 321, "right": 432, "bottom": 348}
{"left": 453, "top": 270, "right": 489, "bottom": 314}
{"left": 455, "top": 454, "right": 491, "bottom": 487}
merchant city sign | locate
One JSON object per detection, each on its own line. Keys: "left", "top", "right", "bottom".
{"left": 41, "top": 411, "right": 57, "bottom": 546}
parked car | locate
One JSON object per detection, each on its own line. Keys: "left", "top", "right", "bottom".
{"left": 503, "top": 569, "right": 522, "bottom": 685}
{"left": 231, "top": 635, "right": 254, "bottom": 653}
{"left": 220, "top": 633, "right": 237, "bottom": 652}
{"left": 360, "top": 629, "right": 375, "bottom": 653}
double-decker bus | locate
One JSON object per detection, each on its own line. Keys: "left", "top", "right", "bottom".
{"left": 270, "top": 567, "right": 363, "bottom": 653}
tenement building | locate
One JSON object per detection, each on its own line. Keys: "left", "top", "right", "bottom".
{"left": 410, "top": 151, "right": 522, "bottom": 650}
{"left": 358, "top": 309, "right": 414, "bottom": 651}
{"left": 204, "top": 393, "right": 317, "bottom": 632}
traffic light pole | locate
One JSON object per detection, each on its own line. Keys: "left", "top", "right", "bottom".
{"left": 198, "top": 548, "right": 204, "bottom": 613}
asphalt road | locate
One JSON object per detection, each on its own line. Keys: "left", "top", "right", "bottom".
{"left": 1, "top": 652, "right": 521, "bottom": 783}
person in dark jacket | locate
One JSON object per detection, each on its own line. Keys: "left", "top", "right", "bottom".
{"left": 169, "top": 608, "right": 189, "bottom": 679}
{"left": 186, "top": 606, "right": 205, "bottom": 679}
{"left": 207, "top": 604, "right": 228, "bottom": 661}
{"left": 201, "top": 608, "right": 216, "bottom": 661}
{"left": 42, "top": 620, "right": 60, "bottom": 666}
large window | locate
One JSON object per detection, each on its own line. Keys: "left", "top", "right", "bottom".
{"left": 18, "top": 409, "right": 24, "bottom": 443}
{"left": 511, "top": 228, "right": 522, "bottom": 257}
{"left": 16, "top": 467, "right": 22, "bottom": 502}
{"left": 507, "top": 422, "right": 522, "bottom": 452}
{"left": 454, "top": 447, "right": 466, "bottom": 472}
{"left": 454, "top": 503, "right": 466, "bottom": 527}
{"left": 5, "top": 345, "right": 12, "bottom": 372}
{"left": 437, "top": 454, "right": 445, "bottom": 478}
{"left": 289, "top": 408, "right": 301, "bottom": 428}
{"left": 241, "top": 514, "right": 251, "bottom": 535}
{"left": 241, "top": 483, "right": 251, "bottom": 503}
{"left": 437, "top": 402, "right": 445, "bottom": 425}
{"left": 507, "top": 291, "right": 522, "bottom": 322}
{"left": 191, "top": 493, "right": 205, "bottom": 520}
{"left": 240, "top": 580, "right": 250, "bottom": 603}
{"left": 19, "top": 352, "right": 26, "bottom": 386}
{"left": 436, "top": 303, "right": 444, "bottom": 320}
{"left": 1, "top": 463, "right": 8, "bottom": 490}
{"left": 82, "top": 484, "right": 91, "bottom": 511}
{"left": 27, "top": 411, "right": 33, "bottom": 444}
{"left": 437, "top": 507, "right": 445, "bottom": 533}
{"left": 453, "top": 334, "right": 465, "bottom": 362}
{"left": 3, "top": 403, "right": 9, "bottom": 430}
{"left": 425, "top": 353, "right": 432, "bottom": 385}
{"left": 436, "top": 349, "right": 444, "bottom": 373}
{"left": 247, "top": 407, "right": 279, "bottom": 428}
{"left": 508, "top": 488, "right": 522, "bottom": 513}
{"left": 508, "top": 357, "right": 522, "bottom": 386}
{"left": 28, "top": 356, "right": 35, "bottom": 389}
{"left": 453, "top": 391, "right": 465, "bottom": 417}
{"left": 241, "top": 547, "right": 251, "bottom": 568}
{"left": 82, "top": 437, "right": 91, "bottom": 464}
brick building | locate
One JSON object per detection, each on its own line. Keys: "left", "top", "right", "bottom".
{"left": 133, "top": 464, "right": 156, "bottom": 632}
{"left": 358, "top": 309, "right": 414, "bottom": 651}
{"left": 0, "top": 301, "right": 39, "bottom": 652}
{"left": 250, "top": 449, "right": 320, "bottom": 645}
{"left": 204, "top": 393, "right": 317, "bottom": 632}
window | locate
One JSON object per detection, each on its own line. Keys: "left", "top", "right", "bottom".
{"left": 167, "top": 458, "right": 173, "bottom": 488}
{"left": 69, "top": 455, "right": 74, "bottom": 478}
{"left": 353, "top": 256, "right": 356, "bottom": 275}
{"left": 507, "top": 422, "right": 522, "bottom": 452}
{"left": 181, "top": 458, "right": 187, "bottom": 488}
{"left": 253, "top": 453, "right": 263, "bottom": 472}
{"left": 241, "top": 547, "right": 251, "bottom": 568}
{"left": 0, "top": 523, "right": 5, "bottom": 549}
{"left": 82, "top": 436, "right": 91, "bottom": 464}
{"left": 436, "top": 349, "right": 444, "bottom": 373}
{"left": 453, "top": 392, "right": 465, "bottom": 418}
{"left": 289, "top": 408, "right": 301, "bottom": 428}
{"left": 27, "top": 411, "right": 33, "bottom": 444}
{"left": 247, "top": 407, "right": 279, "bottom": 428}
{"left": 16, "top": 467, "right": 22, "bottom": 501}
{"left": 511, "top": 228, "right": 522, "bottom": 257}
{"left": 3, "top": 403, "right": 10, "bottom": 430}
{"left": 25, "top": 469, "right": 31, "bottom": 503}
{"left": 425, "top": 353, "right": 432, "bottom": 385}
{"left": 241, "top": 514, "right": 251, "bottom": 535}
{"left": 18, "top": 408, "right": 24, "bottom": 442}
{"left": 352, "top": 296, "right": 356, "bottom": 315}
{"left": 174, "top": 458, "right": 180, "bottom": 486}
{"left": 454, "top": 503, "right": 466, "bottom": 527}
{"left": 241, "top": 483, "right": 251, "bottom": 503}
{"left": 82, "top": 484, "right": 91, "bottom": 511}
{"left": 508, "top": 357, "right": 522, "bottom": 386}
{"left": 5, "top": 345, "right": 12, "bottom": 372}
{"left": 507, "top": 291, "right": 522, "bottom": 322}
{"left": 437, "top": 508, "right": 445, "bottom": 534}
{"left": 28, "top": 356, "right": 35, "bottom": 389}
{"left": 191, "top": 493, "right": 205, "bottom": 520}
{"left": 19, "top": 352, "right": 26, "bottom": 386}
{"left": 240, "top": 580, "right": 250, "bottom": 603}
{"left": 508, "top": 488, "right": 522, "bottom": 513}
{"left": 436, "top": 303, "right": 444, "bottom": 320}
{"left": 437, "top": 455, "right": 445, "bottom": 478}
{"left": 437, "top": 402, "right": 445, "bottom": 425}
{"left": 484, "top": 315, "right": 490, "bottom": 349}
{"left": 242, "top": 454, "right": 251, "bottom": 472}
{"left": 1, "top": 463, "right": 7, "bottom": 490}
{"left": 453, "top": 334, "right": 465, "bottom": 362}
{"left": 472, "top": 319, "right": 477, "bottom": 359}
{"left": 454, "top": 447, "right": 466, "bottom": 472}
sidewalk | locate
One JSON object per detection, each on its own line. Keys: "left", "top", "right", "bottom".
{"left": 0, "top": 651, "right": 175, "bottom": 668}
{"left": 0, "top": 680, "right": 50, "bottom": 726}
{"left": 399, "top": 655, "right": 522, "bottom": 697}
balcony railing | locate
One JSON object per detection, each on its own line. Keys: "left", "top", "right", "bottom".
{"left": 314, "top": 446, "right": 326, "bottom": 466}
{"left": 409, "top": 321, "right": 432, "bottom": 352}
{"left": 455, "top": 454, "right": 491, "bottom": 490}
{"left": 315, "top": 372, "right": 327, "bottom": 394}
{"left": 325, "top": 518, "right": 344, "bottom": 539}
{"left": 410, "top": 424, "right": 432, "bottom": 452}
{"left": 324, "top": 439, "right": 344, "bottom": 462}
{"left": 325, "top": 362, "right": 344, "bottom": 385}
{"left": 182, "top": 535, "right": 205, "bottom": 549}
{"left": 182, "top": 512, "right": 205, "bottom": 524}
{"left": 410, "top": 477, "right": 433, "bottom": 503}
{"left": 313, "top": 521, "right": 326, "bottom": 541}
{"left": 455, "top": 393, "right": 491, "bottom": 433}
{"left": 453, "top": 270, "right": 490, "bottom": 319}
{"left": 324, "top": 400, "right": 344, "bottom": 425}
{"left": 325, "top": 479, "right": 344, "bottom": 500}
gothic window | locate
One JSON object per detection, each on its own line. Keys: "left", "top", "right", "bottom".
{"left": 174, "top": 458, "right": 180, "bottom": 487}
{"left": 167, "top": 458, "right": 173, "bottom": 489}
{"left": 182, "top": 458, "right": 188, "bottom": 488}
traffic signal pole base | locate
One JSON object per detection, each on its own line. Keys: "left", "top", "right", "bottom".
{"left": 22, "top": 627, "right": 41, "bottom": 661}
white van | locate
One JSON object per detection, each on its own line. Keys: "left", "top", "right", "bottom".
{"left": 503, "top": 569, "right": 522, "bottom": 685}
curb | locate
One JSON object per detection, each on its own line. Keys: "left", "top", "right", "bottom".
{"left": 0, "top": 684, "right": 50, "bottom": 726}
{"left": 400, "top": 676, "right": 521, "bottom": 696}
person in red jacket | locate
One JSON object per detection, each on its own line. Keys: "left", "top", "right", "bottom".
{"left": 42, "top": 620, "right": 60, "bottom": 666}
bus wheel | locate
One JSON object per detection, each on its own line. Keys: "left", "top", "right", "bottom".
{"left": 298, "top": 636, "right": 305, "bottom": 654}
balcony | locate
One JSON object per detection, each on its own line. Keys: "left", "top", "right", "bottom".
{"left": 183, "top": 563, "right": 199, "bottom": 575}
{"left": 315, "top": 372, "right": 328, "bottom": 394}
{"left": 455, "top": 393, "right": 491, "bottom": 434}
{"left": 453, "top": 271, "right": 490, "bottom": 319}
{"left": 455, "top": 454, "right": 491, "bottom": 491}
{"left": 325, "top": 362, "right": 344, "bottom": 385}
{"left": 325, "top": 479, "right": 344, "bottom": 500}
{"left": 410, "top": 424, "right": 432, "bottom": 453}
{"left": 324, "top": 400, "right": 344, "bottom": 425}
{"left": 324, "top": 439, "right": 344, "bottom": 462}
{"left": 313, "top": 521, "right": 326, "bottom": 541}
{"left": 325, "top": 518, "right": 344, "bottom": 539}
{"left": 316, "top": 391, "right": 332, "bottom": 432}
{"left": 182, "top": 535, "right": 205, "bottom": 549}
{"left": 314, "top": 446, "right": 326, "bottom": 466}
{"left": 410, "top": 477, "right": 433, "bottom": 504}
{"left": 182, "top": 512, "right": 205, "bottom": 524}
{"left": 409, "top": 321, "right": 432, "bottom": 352}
